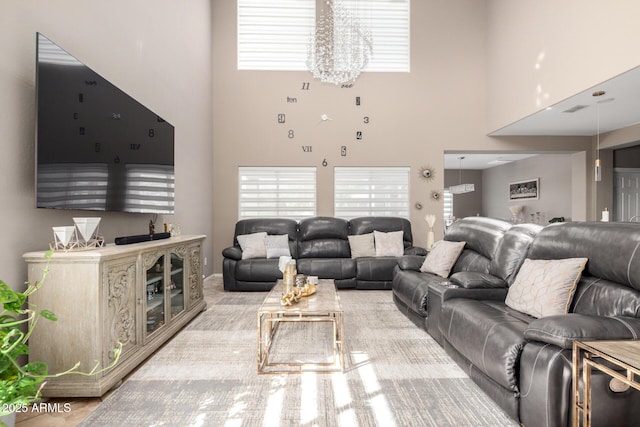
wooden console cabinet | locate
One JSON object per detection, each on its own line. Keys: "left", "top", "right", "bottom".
{"left": 23, "top": 235, "right": 206, "bottom": 397}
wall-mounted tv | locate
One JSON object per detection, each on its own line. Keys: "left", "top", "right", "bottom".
{"left": 35, "top": 33, "right": 175, "bottom": 214}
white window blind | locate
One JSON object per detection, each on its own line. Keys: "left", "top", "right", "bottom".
{"left": 238, "top": 0, "right": 316, "bottom": 70}
{"left": 443, "top": 189, "right": 453, "bottom": 227}
{"left": 343, "top": 0, "right": 410, "bottom": 72}
{"left": 237, "top": 0, "right": 409, "bottom": 72}
{"left": 334, "top": 166, "right": 409, "bottom": 219}
{"left": 36, "top": 163, "right": 108, "bottom": 210}
{"left": 239, "top": 167, "right": 317, "bottom": 219}
{"left": 125, "top": 164, "right": 175, "bottom": 214}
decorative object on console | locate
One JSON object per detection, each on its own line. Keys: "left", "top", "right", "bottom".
{"left": 601, "top": 208, "right": 610, "bottom": 222}
{"left": 52, "top": 218, "right": 105, "bottom": 251}
{"left": 307, "top": 0, "right": 372, "bottom": 85}
{"left": 449, "top": 157, "right": 475, "bottom": 194}
{"left": 424, "top": 214, "right": 436, "bottom": 251}
{"left": 508, "top": 205, "right": 524, "bottom": 224}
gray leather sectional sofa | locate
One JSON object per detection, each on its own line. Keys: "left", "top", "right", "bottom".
{"left": 393, "top": 216, "right": 640, "bottom": 426}
{"left": 222, "top": 216, "right": 426, "bottom": 291}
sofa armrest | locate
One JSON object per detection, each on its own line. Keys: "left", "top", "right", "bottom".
{"left": 405, "top": 246, "right": 428, "bottom": 256}
{"left": 449, "top": 271, "right": 507, "bottom": 289}
{"left": 441, "top": 287, "right": 508, "bottom": 302}
{"left": 222, "top": 246, "right": 242, "bottom": 261}
{"left": 396, "top": 255, "right": 425, "bottom": 271}
{"left": 524, "top": 314, "right": 640, "bottom": 349}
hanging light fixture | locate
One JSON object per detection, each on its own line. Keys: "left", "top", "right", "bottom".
{"left": 593, "top": 90, "right": 605, "bottom": 182}
{"left": 449, "top": 156, "right": 475, "bottom": 194}
{"left": 307, "top": 0, "right": 373, "bottom": 85}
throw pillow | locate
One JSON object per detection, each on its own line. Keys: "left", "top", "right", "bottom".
{"left": 348, "top": 233, "right": 376, "bottom": 258}
{"left": 373, "top": 230, "right": 405, "bottom": 257}
{"left": 236, "top": 232, "right": 267, "bottom": 259}
{"left": 505, "top": 258, "right": 589, "bottom": 318}
{"left": 420, "top": 240, "right": 466, "bottom": 278}
{"left": 264, "top": 234, "right": 291, "bottom": 259}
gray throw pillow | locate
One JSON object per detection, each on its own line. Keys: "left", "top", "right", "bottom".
{"left": 236, "top": 232, "right": 267, "bottom": 259}
{"left": 420, "top": 240, "right": 465, "bottom": 278}
{"left": 348, "top": 233, "right": 376, "bottom": 258}
{"left": 264, "top": 234, "right": 291, "bottom": 259}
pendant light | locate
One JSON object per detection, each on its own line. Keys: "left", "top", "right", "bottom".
{"left": 593, "top": 90, "right": 605, "bottom": 182}
{"left": 449, "top": 156, "right": 475, "bottom": 194}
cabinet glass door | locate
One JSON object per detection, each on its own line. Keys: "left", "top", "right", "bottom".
{"left": 169, "top": 253, "right": 185, "bottom": 319}
{"left": 145, "top": 255, "right": 165, "bottom": 336}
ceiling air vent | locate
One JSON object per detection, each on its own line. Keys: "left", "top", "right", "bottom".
{"left": 562, "top": 104, "right": 589, "bottom": 113}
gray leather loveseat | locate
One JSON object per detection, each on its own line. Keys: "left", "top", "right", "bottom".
{"left": 393, "top": 217, "right": 640, "bottom": 426}
{"left": 223, "top": 216, "right": 425, "bottom": 291}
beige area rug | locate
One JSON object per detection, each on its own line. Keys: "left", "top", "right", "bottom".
{"left": 79, "top": 277, "right": 517, "bottom": 426}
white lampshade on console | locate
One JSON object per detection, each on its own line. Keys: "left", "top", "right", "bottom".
{"left": 73, "top": 217, "right": 101, "bottom": 241}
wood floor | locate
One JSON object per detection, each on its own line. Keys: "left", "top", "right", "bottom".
{"left": 16, "top": 397, "right": 101, "bottom": 427}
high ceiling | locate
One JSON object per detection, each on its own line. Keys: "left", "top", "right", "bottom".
{"left": 445, "top": 65, "right": 640, "bottom": 170}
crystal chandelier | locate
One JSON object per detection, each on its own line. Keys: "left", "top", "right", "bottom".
{"left": 307, "top": 0, "right": 373, "bottom": 85}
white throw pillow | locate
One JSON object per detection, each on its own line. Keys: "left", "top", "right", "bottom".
{"left": 373, "top": 230, "right": 405, "bottom": 257}
{"left": 348, "top": 233, "right": 376, "bottom": 258}
{"left": 505, "top": 258, "right": 588, "bottom": 318}
{"left": 420, "top": 240, "right": 466, "bottom": 278}
{"left": 264, "top": 234, "right": 291, "bottom": 259}
{"left": 236, "top": 232, "right": 267, "bottom": 259}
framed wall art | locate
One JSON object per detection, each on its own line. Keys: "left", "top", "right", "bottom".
{"left": 509, "top": 178, "right": 539, "bottom": 201}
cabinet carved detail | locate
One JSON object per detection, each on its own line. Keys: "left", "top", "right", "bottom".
{"left": 143, "top": 250, "right": 164, "bottom": 269}
{"left": 106, "top": 262, "right": 137, "bottom": 362}
{"left": 189, "top": 246, "right": 202, "bottom": 304}
{"left": 174, "top": 245, "right": 187, "bottom": 259}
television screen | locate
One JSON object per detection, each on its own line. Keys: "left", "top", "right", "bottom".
{"left": 35, "top": 33, "right": 175, "bottom": 214}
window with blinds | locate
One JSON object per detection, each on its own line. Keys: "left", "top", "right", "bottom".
{"left": 237, "top": 0, "right": 410, "bottom": 72}
{"left": 238, "top": 167, "right": 317, "bottom": 219}
{"left": 36, "top": 163, "right": 109, "bottom": 210}
{"left": 124, "top": 164, "right": 175, "bottom": 214}
{"left": 334, "top": 166, "right": 410, "bottom": 219}
{"left": 443, "top": 189, "right": 454, "bottom": 227}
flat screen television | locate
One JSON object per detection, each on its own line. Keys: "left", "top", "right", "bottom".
{"left": 35, "top": 33, "right": 175, "bottom": 214}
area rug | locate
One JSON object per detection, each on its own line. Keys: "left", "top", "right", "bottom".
{"left": 79, "top": 278, "right": 517, "bottom": 427}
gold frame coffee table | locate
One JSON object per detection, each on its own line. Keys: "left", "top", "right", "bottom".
{"left": 257, "top": 279, "right": 344, "bottom": 374}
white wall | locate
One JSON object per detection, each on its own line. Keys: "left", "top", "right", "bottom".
{"left": 0, "top": 0, "right": 214, "bottom": 289}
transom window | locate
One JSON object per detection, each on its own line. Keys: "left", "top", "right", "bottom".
{"left": 334, "top": 166, "right": 410, "bottom": 219}
{"left": 238, "top": 0, "right": 410, "bottom": 72}
{"left": 238, "top": 167, "right": 317, "bottom": 220}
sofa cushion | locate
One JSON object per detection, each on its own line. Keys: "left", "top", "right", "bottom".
{"left": 298, "top": 217, "right": 350, "bottom": 258}
{"left": 374, "top": 230, "right": 404, "bottom": 257}
{"left": 420, "top": 240, "right": 465, "bottom": 278}
{"left": 356, "top": 257, "right": 398, "bottom": 281}
{"left": 234, "top": 258, "right": 282, "bottom": 282}
{"left": 348, "top": 233, "right": 376, "bottom": 258}
{"left": 264, "top": 234, "right": 291, "bottom": 259}
{"left": 440, "top": 299, "right": 532, "bottom": 392}
{"left": 505, "top": 258, "right": 588, "bottom": 318}
{"left": 297, "top": 258, "right": 356, "bottom": 280}
{"left": 237, "top": 232, "right": 267, "bottom": 259}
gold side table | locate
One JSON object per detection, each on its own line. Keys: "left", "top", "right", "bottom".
{"left": 572, "top": 340, "right": 640, "bottom": 426}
